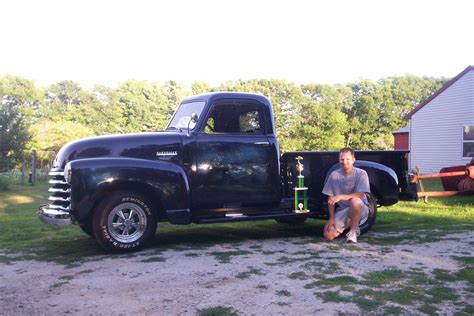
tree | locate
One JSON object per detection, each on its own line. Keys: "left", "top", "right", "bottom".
{"left": 0, "top": 75, "right": 43, "bottom": 170}
{"left": 41, "top": 80, "right": 95, "bottom": 123}
{"left": 29, "top": 120, "right": 95, "bottom": 165}
{"left": 191, "top": 81, "right": 213, "bottom": 94}
{"left": 299, "top": 84, "right": 351, "bottom": 150}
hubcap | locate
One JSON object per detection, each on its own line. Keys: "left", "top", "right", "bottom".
{"left": 107, "top": 202, "right": 147, "bottom": 243}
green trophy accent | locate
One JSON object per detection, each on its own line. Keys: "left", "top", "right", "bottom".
{"left": 294, "top": 156, "right": 309, "bottom": 213}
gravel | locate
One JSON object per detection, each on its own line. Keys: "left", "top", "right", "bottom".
{"left": 1, "top": 231, "right": 473, "bottom": 315}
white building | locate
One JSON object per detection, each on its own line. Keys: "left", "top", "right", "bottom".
{"left": 404, "top": 65, "right": 474, "bottom": 173}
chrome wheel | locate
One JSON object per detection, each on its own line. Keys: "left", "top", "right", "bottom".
{"left": 107, "top": 202, "right": 147, "bottom": 243}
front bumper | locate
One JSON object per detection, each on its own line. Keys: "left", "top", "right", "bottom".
{"left": 37, "top": 204, "right": 72, "bottom": 226}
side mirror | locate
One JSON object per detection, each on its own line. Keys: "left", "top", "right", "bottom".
{"left": 187, "top": 112, "right": 198, "bottom": 136}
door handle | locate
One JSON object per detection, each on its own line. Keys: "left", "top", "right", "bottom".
{"left": 255, "top": 141, "right": 270, "bottom": 145}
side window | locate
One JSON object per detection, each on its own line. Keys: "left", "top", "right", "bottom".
{"left": 204, "top": 101, "right": 264, "bottom": 134}
{"left": 239, "top": 111, "right": 261, "bottom": 133}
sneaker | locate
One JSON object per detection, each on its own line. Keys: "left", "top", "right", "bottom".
{"left": 346, "top": 229, "right": 359, "bottom": 243}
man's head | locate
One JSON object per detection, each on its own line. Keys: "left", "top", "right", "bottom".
{"left": 339, "top": 147, "right": 355, "bottom": 174}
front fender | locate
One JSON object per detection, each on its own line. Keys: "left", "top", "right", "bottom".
{"left": 325, "top": 161, "right": 399, "bottom": 206}
{"left": 67, "top": 158, "right": 190, "bottom": 223}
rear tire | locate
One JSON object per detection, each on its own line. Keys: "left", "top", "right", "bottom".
{"left": 92, "top": 192, "right": 157, "bottom": 252}
{"left": 359, "top": 192, "right": 377, "bottom": 235}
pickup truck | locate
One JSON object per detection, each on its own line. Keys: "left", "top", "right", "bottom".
{"left": 38, "top": 92, "right": 417, "bottom": 252}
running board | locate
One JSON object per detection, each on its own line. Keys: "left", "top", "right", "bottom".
{"left": 194, "top": 211, "right": 313, "bottom": 224}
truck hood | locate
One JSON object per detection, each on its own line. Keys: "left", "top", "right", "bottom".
{"left": 53, "top": 132, "right": 183, "bottom": 169}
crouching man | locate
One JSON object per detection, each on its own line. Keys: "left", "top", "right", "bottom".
{"left": 322, "top": 147, "right": 370, "bottom": 243}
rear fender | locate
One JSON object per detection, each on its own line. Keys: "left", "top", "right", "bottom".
{"left": 67, "top": 158, "right": 190, "bottom": 223}
{"left": 325, "top": 161, "right": 399, "bottom": 206}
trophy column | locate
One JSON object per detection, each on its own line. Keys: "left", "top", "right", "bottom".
{"left": 294, "top": 156, "right": 309, "bottom": 213}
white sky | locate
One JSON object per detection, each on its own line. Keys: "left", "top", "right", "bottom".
{"left": 1, "top": 0, "right": 473, "bottom": 89}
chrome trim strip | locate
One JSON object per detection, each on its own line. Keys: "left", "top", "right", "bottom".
{"left": 48, "top": 196, "right": 70, "bottom": 202}
{"left": 48, "top": 188, "right": 71, "bottom": 193}
{"left": 49, "top": 179, "right": 68, "bottom": 185}
{"left": 48, "top": 204, "right": 69, "bottom": 211}
{"left": 49, "top": 171, "right": 64, "bottom": 176}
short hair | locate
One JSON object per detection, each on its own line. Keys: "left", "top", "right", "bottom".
{"left": 339, "top": 147, "right": 355, "bottom": 157}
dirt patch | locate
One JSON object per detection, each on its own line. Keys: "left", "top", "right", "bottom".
{"left": 1, "top": 231, "right": 473, "bottom": 315}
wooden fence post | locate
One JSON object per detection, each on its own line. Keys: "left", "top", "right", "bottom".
{"left": 31, "top": 150, "right": 37, "bottom": 185}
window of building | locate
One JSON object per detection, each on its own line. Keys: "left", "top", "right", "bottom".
{"left": 463, "top": 125, "right": 474, "bottom": 157}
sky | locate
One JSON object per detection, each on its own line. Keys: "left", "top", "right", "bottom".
{"left": 1, "top": 0, "right": 473, "bottom": 89}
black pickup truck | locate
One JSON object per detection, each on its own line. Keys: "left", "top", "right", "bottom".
{"left": 38, "top": 92, "right": 416, "bottom": 251}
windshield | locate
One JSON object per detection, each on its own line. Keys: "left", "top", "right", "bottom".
{"left": 167, "top": 101, "right": 206, "bottom": 130}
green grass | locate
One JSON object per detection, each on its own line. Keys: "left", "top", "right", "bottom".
{"left": 0, "top": 181, "right": 473, "bottom": 264}
{"left": 140, "top": 256, "right": 166, "bottom": 263}
{"left": 362, "top": 269, "right": 403, "bottom": 286}
{"left": 210, "top": 250, "right": 252, "bottom": 263}
{"left": 288, "top": 271, "right": 309, "bottom": 280}
{"left": 236, "top": 267, "right": 265, "bottom": 279}
{"left": 275, "top": 289, "right": 291, "bottom": 297}
{"left": 197, "top": 306, "right": 239, "bottom": 316}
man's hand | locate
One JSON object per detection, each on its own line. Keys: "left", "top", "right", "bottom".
{"left": 327, "top": 217, "right": 336, "bottom": 231}
{"left": 328, "top": 195, "right": 344, "bottom": 205}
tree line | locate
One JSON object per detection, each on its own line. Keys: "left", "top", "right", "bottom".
{"left": 0, "top": 74, "right": 447, "bottom": 171}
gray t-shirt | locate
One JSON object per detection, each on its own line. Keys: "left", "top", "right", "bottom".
{"left": 322, "top": 167, "right": 370, "bottom": 210}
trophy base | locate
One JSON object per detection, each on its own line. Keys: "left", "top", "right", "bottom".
{"left": 294, "top": 209, "right": 310, "bottom": 214}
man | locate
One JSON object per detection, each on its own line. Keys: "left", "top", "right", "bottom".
{"left": 322, "top": 147, "right": 370, "bottom": 243}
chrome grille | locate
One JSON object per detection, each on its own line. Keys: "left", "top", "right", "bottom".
{"left": 47, "top": 168, "right": 71, "bottom": 212}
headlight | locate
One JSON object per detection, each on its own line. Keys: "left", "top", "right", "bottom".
{"left": 64, "top": 163, "right": 72, "bottom": 184}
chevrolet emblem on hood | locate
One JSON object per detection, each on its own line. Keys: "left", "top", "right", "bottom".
{"left": 156, "top": 151, "right": 178, "bottom": 157}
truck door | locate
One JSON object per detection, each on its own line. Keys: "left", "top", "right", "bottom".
{"left": 193, "top": 99, "right": 280, "bottom": 210}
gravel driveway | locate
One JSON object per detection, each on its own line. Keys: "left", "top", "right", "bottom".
{"left": 1, "top": 230, "right": 473, "bottom": 315}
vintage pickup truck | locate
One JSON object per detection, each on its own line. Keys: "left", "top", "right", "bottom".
{"left": 38, "top": 92, "right": 417, "bottom": 251}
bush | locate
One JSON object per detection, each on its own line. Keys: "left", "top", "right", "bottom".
{"left": 0, "top": 169, "right": 41, "bottom": 191}
{"left": 0, "top": 171, "right": 16, "bottom": 191}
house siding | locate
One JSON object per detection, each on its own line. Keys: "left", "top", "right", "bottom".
{"left": 410, "top": 69, "right": 474, "bottom": 173}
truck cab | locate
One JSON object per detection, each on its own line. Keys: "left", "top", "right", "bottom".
{"left": 170, "top": 93, "right": 281, "bottom": 212}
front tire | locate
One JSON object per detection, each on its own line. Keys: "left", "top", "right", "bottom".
{"left": 79, "top": 222, "right": 95, "bottom": 238}
{"left": 359, "top": 192, "right": 377, "bottom": 235}
{"left": 92, "top": 192, "right": 157, "bottom": 252}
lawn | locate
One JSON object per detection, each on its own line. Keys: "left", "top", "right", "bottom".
{"left": 0, "top": 179, "right": 473, "bottom": 263}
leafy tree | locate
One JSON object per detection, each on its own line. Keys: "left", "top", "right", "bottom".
{"left": 29, "top": 120, "right": 95, "bottom": 164}
{"left": 41, "top": 80, "right": 95, "bottom": 123}
{"left": 294, "top": 95, "right": 349, "bottom": 151}
{"left": 191, "top": 81, "right": 213, "bottom": 94}
{"left": 0, "top": 75, "right": 43, "bottom": 170}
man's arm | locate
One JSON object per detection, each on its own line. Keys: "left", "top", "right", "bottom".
{"left": 327, "top": 192, "right": 366, "bottom": 206}
{"left": 327, "top": 197, "right": 336, "bottom": 228}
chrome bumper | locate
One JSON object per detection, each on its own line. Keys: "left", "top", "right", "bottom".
{"left": 37, "top": 204, "right": 72, "bottom": 226}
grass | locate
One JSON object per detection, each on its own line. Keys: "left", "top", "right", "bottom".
{"left": 210, "top": 250, "right": 252, "bottom": 264}
{"left": 275, "top": 289, "right": 291, "bottom": 297}
{"left": 236, "top": 267, "right": 265, "bottom": 279}
{"left": 197, "top": 306, "right": 239, "bottom": 316}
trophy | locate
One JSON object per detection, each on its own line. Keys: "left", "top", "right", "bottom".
{"left": 294, "top": 156, "right": 309, "bottom": 213}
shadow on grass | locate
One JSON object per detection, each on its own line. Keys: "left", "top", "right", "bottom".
{"left": 1, "top": 220, "right": 326, "bottom": 265}
{"left": 150, "top": 220, "right": 324, "bottom": 249}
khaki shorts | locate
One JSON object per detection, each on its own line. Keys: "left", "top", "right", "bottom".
{"left": 334, "top": 200, "right": 369, "bottom": 233}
